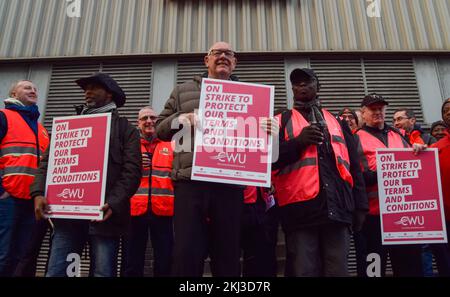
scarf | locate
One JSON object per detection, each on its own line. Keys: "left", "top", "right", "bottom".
{"left": 294, "top": 98, "right": 331, "bottom": 147}
{"left": 4, "top": 98, "right": 40, "bottom": 135}
{"left": 294, "top": 98, "right": 328, "bottom": 127}
{"left": 80, "top": 102, "right": 117, "bottom": 115}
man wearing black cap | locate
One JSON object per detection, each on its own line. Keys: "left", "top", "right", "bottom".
{"left": 271, "top": 68, "right": 367, "bottom": 276}
{"left": 31, "top": 73, "right": 142, "bottom": 277}
{"left": 354, "top": 93, "right": 424, "bottom": 276}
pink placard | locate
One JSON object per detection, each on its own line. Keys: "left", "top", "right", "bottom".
{"left": 376, "top": 148, "right": 447, "bottom": 245}
{"left": 191, "top": 78, "right": 274, "bottom": 187}
{"left": 45, "top": 113, "right": 111, "bottom": 220}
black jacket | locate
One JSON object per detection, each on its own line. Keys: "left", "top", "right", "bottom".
{"left": 30, "top": 111, "right": 142, "bottom": 237}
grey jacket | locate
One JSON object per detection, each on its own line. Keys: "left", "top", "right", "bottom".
{"left": 30, "top": 111, "right": 142, "bottom": 237}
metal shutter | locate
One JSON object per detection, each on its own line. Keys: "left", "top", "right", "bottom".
{"left": 101, "top": 62, "right": 152, "bottom": 121}
{"left": 44, "top": 63, "right": 100, "bottom": 129}
{"left": 177, "top": 56, "right": 287, "bottom": 110}
{"left": 364, "top": 59, "right": 423, "bottom": 124}
{"left": 310, "top": 57, "right": 423, "bottom": 124}
{"left": 310, "top": 58, "right": 366, "bottom": 113}
{"left": 44, "top": 61, "right": 152, "bottom": 129}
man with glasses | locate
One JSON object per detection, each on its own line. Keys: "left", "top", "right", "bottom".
{"left": 338, "top": 107, "right": 359, "bottom": 133}
{"left": 120, "top": 106, "right": 174, "bottom": 277}
{"left": 156, "top": 41, "right": 244, "bottom": 277}
{"left": 393, "top": 108, "right": 436, "bottom": 145}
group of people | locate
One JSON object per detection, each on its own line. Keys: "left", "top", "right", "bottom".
{"left": 1, "top": 41, "right": 449, "bottom": 277}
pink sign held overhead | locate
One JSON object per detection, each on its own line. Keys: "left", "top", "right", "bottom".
{"left": 45, "top": 113, "right": 111, "bottom": 220}
{"left": 376, "top": 148, "right": 447, "bottom": 245}
{"left": 191, "top": 78, "right": 274, "bottom": 187}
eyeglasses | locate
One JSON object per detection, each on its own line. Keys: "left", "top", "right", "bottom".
{"left": 139, "top": 115, "right": 158, "bottom": 121}
{"left": 208, "top": 49, "right": 235, "bottom": 58}
{"left": 392, "top": 116, "right": 409, "bottom": 123}
{"left": 341, "top": 114, "right": 355, "bottom": 120}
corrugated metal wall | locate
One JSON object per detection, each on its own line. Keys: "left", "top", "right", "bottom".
{"left": 1, "top": 0, "right": 449, "bottom": 60}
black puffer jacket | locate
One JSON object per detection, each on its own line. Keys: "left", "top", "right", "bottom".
{"left": 30, "top": 110, "right": 142, "bottom": 237}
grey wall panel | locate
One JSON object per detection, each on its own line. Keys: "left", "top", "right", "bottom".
{"left": 437, "top": 57, "right": 450, "bottom": 101}
{"left": 414, "top": 57, "right": 446, "bottom": 123}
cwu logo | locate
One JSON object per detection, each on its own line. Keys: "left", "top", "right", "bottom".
{"left": 394, "top": 216, "right": 425, "bottom": 226}
{"left": 210, "top": 152, "right": 246, "bottom": 164}
{"left": 57, "top": 188, "right": 85, "bottom": 199}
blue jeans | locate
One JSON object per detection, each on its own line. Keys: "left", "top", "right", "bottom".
{"left": 121, "top": 211, "right": 174, "bottom": 277}
{"left": 0, "top": 195, "right": 36, "bottom": 276}
{"left": 46, "top": 220, "right": 119, "bottom": 277}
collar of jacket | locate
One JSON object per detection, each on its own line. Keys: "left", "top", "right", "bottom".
{"left": 199, "top": 72, "right": 239, "bottom": 81}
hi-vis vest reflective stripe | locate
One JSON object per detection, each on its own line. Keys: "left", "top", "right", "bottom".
{"left": 0, "top": 109, "right": 49, "bottom": 199}
{"left": 355, "top": 128, "right": 409, "bottom": 215}
{"left": 130, "top": 138, "right": 151, "bottom": 216}
{"left": 272, "top": 109, "right": 353, "bottom": 207}
{"left": 130, "top": 140, "right": 174, "bottom": 217}
{"left": 150, "top": 141, "right": 174, "bottom": 216}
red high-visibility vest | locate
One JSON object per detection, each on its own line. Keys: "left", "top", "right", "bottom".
{"left": 355, "top": 128, "right": 409, "bottom": 215}
{"left": 0, "top": 109, "right": 49, "bottom": 199}
{"left": 272, "top": 108, "right": 353, "bottom": 207}
{"left": 130, "top": 138, "right": 174, "bottom": 217}
{"left": 244, "top": 186, "right": 258, "bottom": 204}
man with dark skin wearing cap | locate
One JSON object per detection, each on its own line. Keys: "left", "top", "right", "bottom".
{"left": 31, "top": 73, "right": 141, "bottom": 277}
{"left": 354, "top": 93, "right": 425, "bottom": 277}
{"left": 271, "top": 68, "right": 367, "bottom": 276}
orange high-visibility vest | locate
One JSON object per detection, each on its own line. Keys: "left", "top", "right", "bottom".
{"left": 0, "top": 109, "right": 49, "bottom": 199}
{"left": 272, "top": 108, "right": 353, "bottom": 207}
{"left": 130, "top": 137, "right": 153, "bottom": 216}
{"left": 355, "top": 128, "right": 409, "bottom": 215}
{"left": 130, "top": 139, "right": 174, "bottom": 217}
{"left": 150, "top": 141, "right": 174, "bottom": 216}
